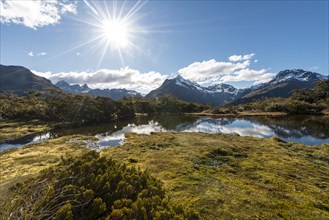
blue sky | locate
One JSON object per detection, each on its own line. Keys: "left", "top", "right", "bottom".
{"left": 0, "top": 0, "right": 328, "bottom": 93}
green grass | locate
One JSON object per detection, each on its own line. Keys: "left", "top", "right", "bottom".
{"left": 102, "top": 132, "right": 329, "bottom": 219}
{"left": 0, "top": 120, "right": 51, "bottom": 142}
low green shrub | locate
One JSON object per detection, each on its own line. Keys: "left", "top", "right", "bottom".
{"left": 4, "top": 151, "right": 199, "bottom": 220}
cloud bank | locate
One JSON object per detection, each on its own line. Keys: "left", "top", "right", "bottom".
{"left": 33, "top": 53, "right": 274, "bottom": 94}
{"left": 33, "top": 67, "right": 166, "bottom": 95}
{"left": 178, "top": 53, "right": 273, "bottom": 86}
{"left": 0, "top": 0, "right": 77, "bottom": 29}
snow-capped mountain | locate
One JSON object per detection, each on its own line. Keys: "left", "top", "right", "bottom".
{"left": 146, "top": 75, "right": 242, "bottom": 105}
{"left": 55, "top": 80, "right": 142, "bottom": 101}
{"left": 146, "top": 69, "right": 327, "bottom": 105}
{"left": 235, "top": 69, "right": 328, "bottom": 103}
{"left": 206, "top": 84, "right": 241, "bottom": 95}
{"left": 268, "top": 69, "right": 327, "bottom": 85}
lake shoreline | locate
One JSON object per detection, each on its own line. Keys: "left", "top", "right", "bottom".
{"left": 0, "top": 120, "right": 51, "bottom": 143}
{"left": 184, "top": 111, "right": 288, "bottom": 117}
{"left": 2, "top": 113, "right": 329, "bottom": 150}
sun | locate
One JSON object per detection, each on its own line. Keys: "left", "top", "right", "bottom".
{"left": 70, "top": 0, "right": 148, "bottom": 66}
{"left": 102, "top": 20, "right": 129, "bottom": 48}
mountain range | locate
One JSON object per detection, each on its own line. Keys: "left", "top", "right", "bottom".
{"left": 55, "top": 80, "right": 142, "bottom": 101}
{"left": 0, "top": 64, "right": 327, "bottom": 105}
{"left": 146, "top": 69, "right": 327, "bottom": 105}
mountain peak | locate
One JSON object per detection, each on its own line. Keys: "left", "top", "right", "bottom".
{"left": 206, "top": 83, "right": 241, "bottom": 95}
{"left": 146, "top": 75, "right": 242, "bottom": 105}
{"left": 270, "top": 69, "right": 326, "bottom": 84}
{"left": 172, "top": 74, "right": 203, "bottom": 90}
{"left": 55, "top": 80, "right": 70, "bottom": 86}
{"left": 81, "top": 83, "right": 90, "bottom": 91}
{"left": 174, "top": 74, "right": 184, "bottom": 80}
{"left": 174, "top": 74, "right": 191, "bottom": 85}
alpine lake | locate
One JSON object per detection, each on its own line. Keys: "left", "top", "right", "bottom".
{"left": 1, "top": 114, "right": 328, "bottom": 150}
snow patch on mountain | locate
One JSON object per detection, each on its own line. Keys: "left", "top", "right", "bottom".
{"left": 269, "top": 69, "right": 327, "bottom": 85}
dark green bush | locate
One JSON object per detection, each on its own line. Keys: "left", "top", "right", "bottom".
{"left": 4, "top": 151, "right": 199, "bottom": 220}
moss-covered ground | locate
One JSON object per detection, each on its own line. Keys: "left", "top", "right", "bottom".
{"left": 102, "top": 132, "right": 329, "bottom": 219}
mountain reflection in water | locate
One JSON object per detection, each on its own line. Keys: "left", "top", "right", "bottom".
{"left": 1, "top": 115, "right": 328, "bottom": 150}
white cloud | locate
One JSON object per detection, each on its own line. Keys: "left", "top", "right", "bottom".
{"left": 27, "top": 51, "right": 34, "bottom": 57}
{"left": 37, "top": 52, "right": 47, "bottom": 56}
{"left": 254, "top": 59, "right": 258, "bottom": 63}
{"left": 0, "top": 0, "right": 77, "bottom": 29}
{"left": 60, "top": 2, "right": 77, "bottom": 14}
{"left": 76, "top": 52, "right": 81, "bottom": 56}
{"left": 228, "top": 53, "right": 255, "bottom": 62}
{"left": 220, "top": 68, "right": 274, "bottom": 84}
{"left": 178, "top": 54, "right": 274, "bottom": 85}
{"left": 178, "top": 59, "right": 251, "bottom": 84}
{"left": 32, "top": 54, "right": 274, "bottom": 94}
{"left": 32, "top": 67, "right": 167, "bottom": 94}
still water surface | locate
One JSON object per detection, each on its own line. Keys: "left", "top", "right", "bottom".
{"left": 1, "top": 115, "right": 328, "bottom": 150}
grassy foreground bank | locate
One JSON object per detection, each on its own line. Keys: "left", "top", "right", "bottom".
{"left": 103, "top": 132, "right": 329, "bottom": 219}
{"left": 0, "top": 132, "right": 328, "bottom": 219}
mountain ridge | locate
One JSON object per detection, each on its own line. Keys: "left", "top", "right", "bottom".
{"left": 234, "top": 69, "right": 327, "bottom": 103}
{"left": 0, "top": 64, "right": 56, "bottom": 95}
{"left": 55, "top": 80, "right": 142, "bottom": 101}
{"left": 1, "top": 64, "right": 327, "bottom": 105}
{"left": 146, "top": 69, "right": 327, "bottom": 105}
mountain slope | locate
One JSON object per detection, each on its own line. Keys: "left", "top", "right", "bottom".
{"left": 235, "top": 69, "right": 327, "bottom": 103}
{"left": 0, "top": 64, "right": 55, "bottom": 95}
{"left": 146, "top": 75, "right": 242, "bottom": 105}
{"left": 55, "top": 80, "right": 142, "bottom": 101}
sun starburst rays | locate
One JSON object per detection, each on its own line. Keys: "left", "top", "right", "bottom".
{"left": 28, "top": 0, "right": 149, "bottom": 69}
{"left": 59, "top": 0, "right": 147, "bottom": 68}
